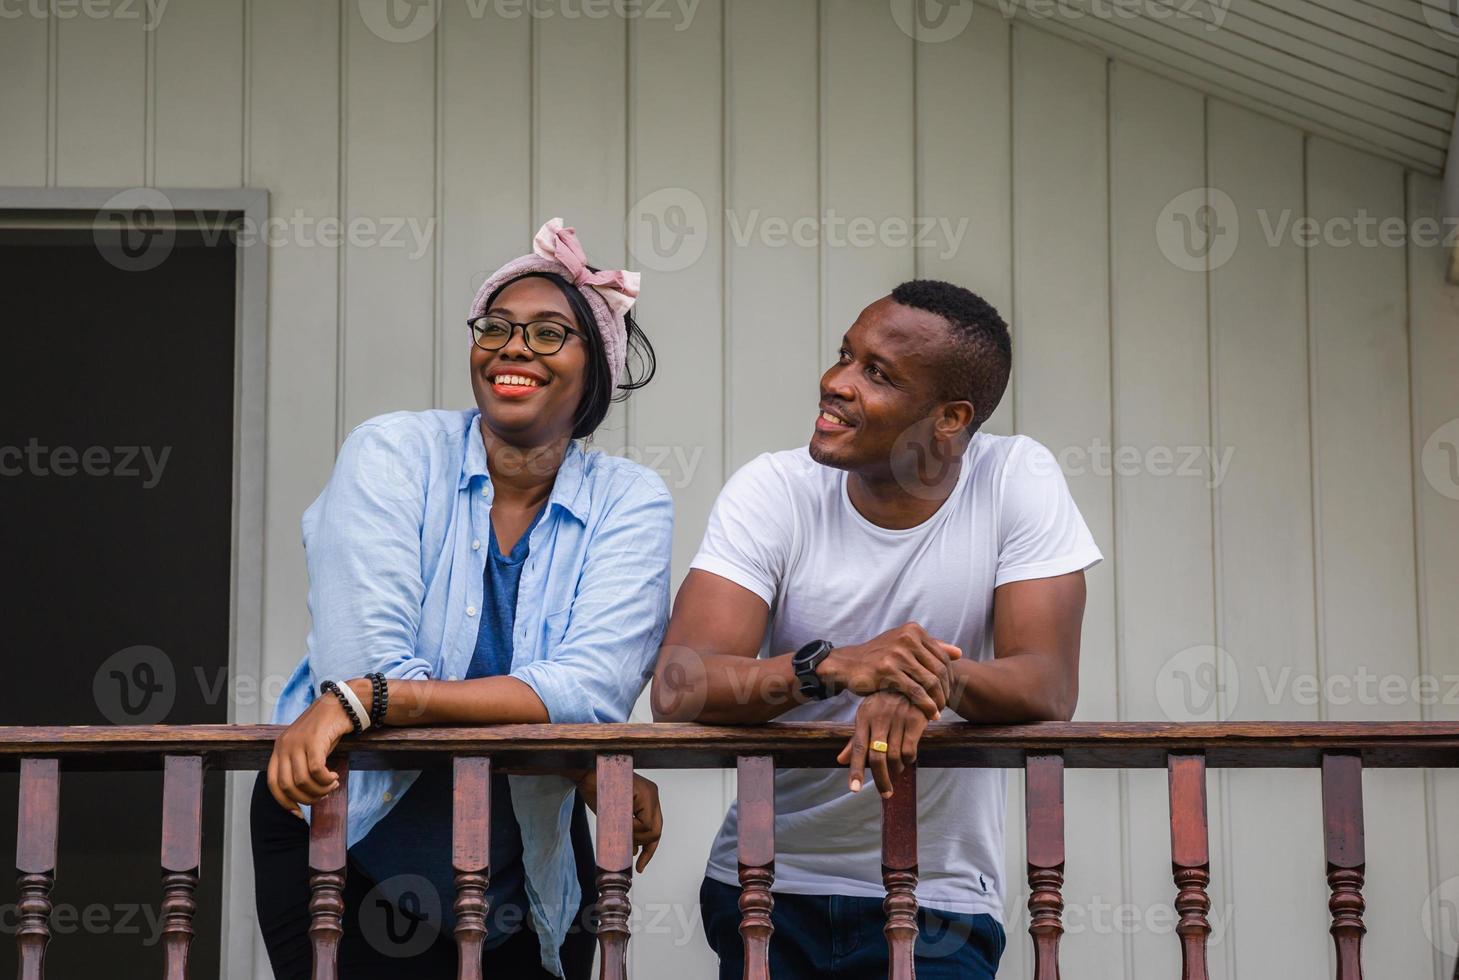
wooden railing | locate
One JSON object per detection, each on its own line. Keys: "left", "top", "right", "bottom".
{"left": 4, "top": 721, "right": 1459, "bottom": 979}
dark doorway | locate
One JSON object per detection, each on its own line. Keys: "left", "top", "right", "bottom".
{"left": 0, "top": 224, "right": 235, "bottom": 979}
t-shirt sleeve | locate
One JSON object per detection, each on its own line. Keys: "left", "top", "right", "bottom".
{"left": 996, "top": 437, "right": 1104, "bottom": 587}
{"left": 689, "top": 453, "right": 796, "bottom": 607}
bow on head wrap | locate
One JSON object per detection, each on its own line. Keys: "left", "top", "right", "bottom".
{"left": 470, "top": 218, "right": 641, "bottom": 389}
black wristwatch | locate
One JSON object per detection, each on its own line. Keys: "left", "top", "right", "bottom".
{"left": 792, "top": 639, "right": 834, "bottom": 701}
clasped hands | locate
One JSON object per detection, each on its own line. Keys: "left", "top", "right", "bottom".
{"left": 818, "top": 622, "right": 963, "bottom": 799}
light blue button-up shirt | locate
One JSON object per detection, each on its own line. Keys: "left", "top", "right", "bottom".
{"left": 272, "top": 408, "right": 673, "bottom": 975}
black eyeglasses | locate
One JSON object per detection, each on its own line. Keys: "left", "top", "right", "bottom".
{"left": 468, "top": 314, "right": 585, "bottom": 355}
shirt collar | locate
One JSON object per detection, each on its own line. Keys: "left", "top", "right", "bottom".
{"left": 459, "top": 413, "right": 591, "bottom": 525}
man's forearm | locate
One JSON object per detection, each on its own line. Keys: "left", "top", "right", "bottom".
{"left": 651, "top": 648, "right": 812, "bottom": 724}
{"left": 946, "top": 653, "right": 1077, "bottom": 723}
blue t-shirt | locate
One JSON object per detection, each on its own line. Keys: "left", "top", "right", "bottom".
{"left": 350, "top": 505, "right": 545, "bottom": 950}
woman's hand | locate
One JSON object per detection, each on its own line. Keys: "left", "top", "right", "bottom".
{"left": 266, "top": 682, "right": 363, "bottom": 815}
{"left": 835, "top": 690, "right": 929, "bottom": 797}
{"left": 576, "top": 771, "right": 664, "bottom": 872}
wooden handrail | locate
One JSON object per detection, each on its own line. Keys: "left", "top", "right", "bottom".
{"left": 1, "top": 721, "right": 1458, "bottom": 770}
{"left": 9, "top": 721, "right": 1458, "bottom": 979}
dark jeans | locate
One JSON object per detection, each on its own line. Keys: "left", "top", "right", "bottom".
{"left": 249, "top": 772, "right": 598, "bottom": 979}
{"left": 701, "top": 876, "right": 1005, "bottom": 979}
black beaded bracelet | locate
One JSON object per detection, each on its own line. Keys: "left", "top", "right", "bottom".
{"left": 319, "top": 680, "right": 363, "bottom": 735}
{"left": 365, "top": 671, "right": 388, "bottom": 727}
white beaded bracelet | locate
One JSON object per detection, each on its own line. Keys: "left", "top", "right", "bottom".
{"left": 328, "top": 679, "right": 372, "bottom": 732}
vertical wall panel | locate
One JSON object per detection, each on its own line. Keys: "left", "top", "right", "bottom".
{"left": 1012, "top": 24, "right": 1123, "bottom": 980}
{"left": 819, "top": 0, "right": 915, "bottom": 365}
{"left": 435, "top": 3, "right": 531, "bottom": 410}
{"left": 1207, "top": 100, "right": 1328, "bottom": 980}
{"left": 339, "top": 4, "right": 437, "bottom": 430}
{"left": 0, "top": 10, "right": 49, "bottom": 184}
{"left": 246, "top": 3, "right": 343, "bottom": 976}
{"left": 533, "top": 8, "right": 628, "bottom": 452}
{"left": 154, "top": 0, "right": 244, "bottom": 186}
{"left": 623, "top": 7, "right": 725, "bottom": 973}
{"left": 723, "top": 0, "right": 822, "bottom": 469}
{"left": 913, "top": 6, "right": 1013, "bottom": 436}
{"left": 1407, "top": 172, "right": 1459, "bottom": 980}
{"left": 248, "top": 0, "right": 342, "bottom": 704}
{"left": 1306, "top": 136, "right": 1428, "bottom": 978}
{"left": 1108, "top": 64, "right": 1229, "bottom": 980}
{"left": 55, "top": 12, "right": 146, "bottom": 185}
{"left": 627, "top": 0, "right": 724, "bottom": 580}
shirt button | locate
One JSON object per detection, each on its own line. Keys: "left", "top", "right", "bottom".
{"left": 481, "top": 488, "right": 488, "bottom": 498}
{"left": 466, "top": 605, "right": 477, "bottom": 617}
{"left": 382, "top": 791, "right": 393, "bottom": 802}
{"left": 472, "top": 539, "right": 481, "bottom": 551}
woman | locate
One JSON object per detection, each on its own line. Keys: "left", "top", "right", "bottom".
{"left": 251, "top": 219, "right": 672, "bottom": 979}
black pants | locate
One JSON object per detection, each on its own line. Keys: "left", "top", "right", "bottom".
{"left": 249, "top": 772, "right": 598, "bottom": 979}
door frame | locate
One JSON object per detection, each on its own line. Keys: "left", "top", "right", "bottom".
{"left": 0, "top": 186, "right": 268, "bottom": 980}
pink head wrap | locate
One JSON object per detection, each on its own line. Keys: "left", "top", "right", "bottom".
{"left": 470, "top": 218, "right": 641, "bottom": 389}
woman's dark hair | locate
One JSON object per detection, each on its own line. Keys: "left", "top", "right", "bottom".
{"left": 481, "top": 269, "right": 656, "bottom": 440}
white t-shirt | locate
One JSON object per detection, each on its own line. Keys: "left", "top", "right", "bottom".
{"left": 694, "top": 433, "right": 1102, "bottom": 918}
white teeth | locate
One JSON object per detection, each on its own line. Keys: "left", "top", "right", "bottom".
{"left": 492, "top": 374, "right": 541, "bottom": 387}
{"left": 821, "top": 411, "right": 849, "bottom": 426}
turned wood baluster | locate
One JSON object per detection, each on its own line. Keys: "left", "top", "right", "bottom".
{"left": 1321, "top": 753, "right": 1365, "bottom": 980}
{"left": 1167, "top": 753, "right": 1211, "bottom": 980}
{"left": 160, "top": 756, "right": 204, "bottom": 980}
{"left": 308, "top": 756, "right": 349, "bottom": 980}
{"left": 1025, "top": 753, "right": 1064, "bottom": 980}
{"left": 594, "top": 754, "right": 634, "bottom": 980}
{"left": 16, "top": 758, "right": 59, "bottom": 980}
{"left": 881, "top": 764, "right": 918, "bottom": 980}
{"left": 736, "top": 756, "right": 775, "bottom": 980}
{"left": 453, "top": 757, "right": 492, "bottom": 980}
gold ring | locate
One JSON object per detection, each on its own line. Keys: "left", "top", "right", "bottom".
{"left": 870, "top": 740, "right": 890, "bottom": 753}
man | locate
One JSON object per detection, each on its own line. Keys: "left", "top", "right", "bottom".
{"left": 651, "top": 280, "right": 1100, "bottom": 979}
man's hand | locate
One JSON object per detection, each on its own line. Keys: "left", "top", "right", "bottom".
{"left": 835, "top": 691, "right": 929, "bottom": 798}
{"left": 267, "top": 681, "right": 365, "bottom": 815}
{"left": 578, "top": 771, "right": 664, "bottom": 873}
{"left": 817, "top": 623, "right": 961, "bottom": 719}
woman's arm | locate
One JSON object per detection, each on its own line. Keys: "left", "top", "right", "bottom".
{"left": 267, "top": 677, "right": 664, "bottom": 870}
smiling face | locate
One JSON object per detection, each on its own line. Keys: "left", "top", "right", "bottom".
{"left": 809, "top": 295, "right": 974, "bottom": 477}
{"left": 470, "top": 275, "right": 590, "bottom": 447}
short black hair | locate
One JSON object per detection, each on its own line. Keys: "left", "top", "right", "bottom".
{"left": 482, "top": 270, "right": 656, "bottom": 440}
{"left": 890, "top": 279, "right": 1010, "bottom": 432}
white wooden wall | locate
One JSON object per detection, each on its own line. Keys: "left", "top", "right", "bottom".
{"left": 3, "top": 2, "right": 1457, "bottom": 977}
